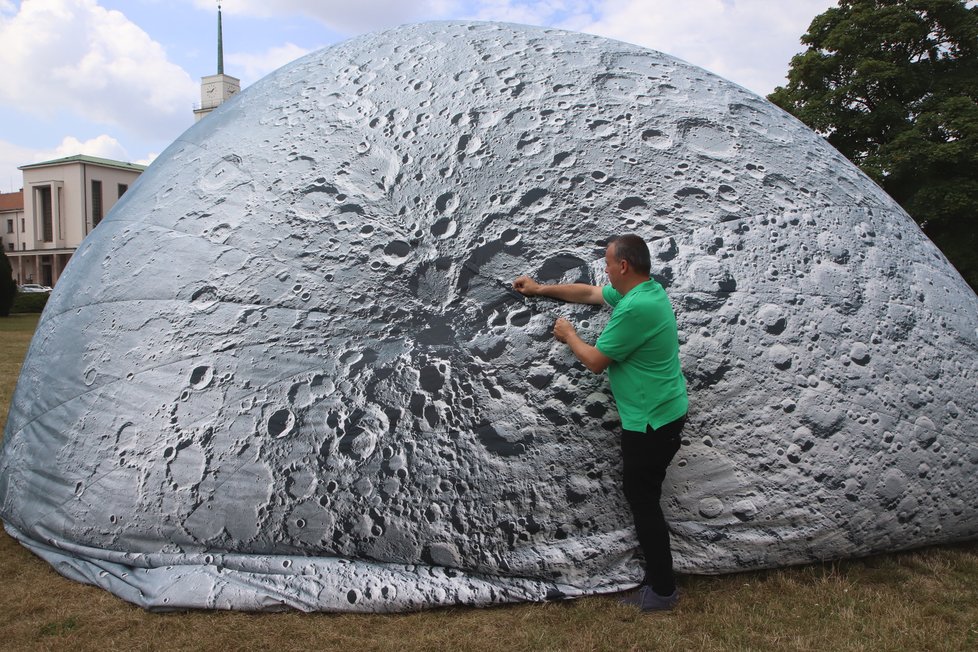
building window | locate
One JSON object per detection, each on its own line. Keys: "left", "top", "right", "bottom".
{"left": 6, "top": 242, "right": 12, "bottom": 251}
{"left": 38, "top": 185, "right": 53, "bottom": 242}
{"left": 92, "top": 180, "right": 103, "bottom": 227}
{"left": 118, "top": 183, "right": 128, "bottom": 198}
{"left": 21, "top": 218, "right": 25, "bottom": 232}
{"left": 5, "top": 219, "right": 11, "bottom": 234}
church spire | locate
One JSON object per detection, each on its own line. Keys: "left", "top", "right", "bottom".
{"left": 194, "top": 1, "right": 240, "bottom": 122}
{"left": 217, "top": 2, "right": 224, "bottom": 75}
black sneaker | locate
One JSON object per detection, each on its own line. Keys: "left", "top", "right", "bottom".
{"left": 619, "top": 585, "right": 679, "bottom": 612}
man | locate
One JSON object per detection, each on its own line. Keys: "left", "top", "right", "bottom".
{"left": 513, "top": 234, "right": 688, "bottom": 612}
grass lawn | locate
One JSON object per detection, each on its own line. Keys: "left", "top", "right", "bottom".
{"left": 0, "top": 313, "right": 39, "bottom": 431}
{"left": 1, "top": 314, "right": 977, "bottom": 651}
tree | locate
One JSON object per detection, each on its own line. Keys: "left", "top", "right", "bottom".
{"left": 0, "top": 248, "right": 16, "bottom": 317}
{"left": 769, "top": 0, "right": 978, "bottom": 293}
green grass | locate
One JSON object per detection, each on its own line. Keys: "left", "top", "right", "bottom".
{"left": 38, "top": 616, "right": 78, "bottom": 637}
{"left": 1, "top": 313, "right": 977, "bottom": 651}
{"left": 0, "top": 313, "right": 39, "bottom": 430}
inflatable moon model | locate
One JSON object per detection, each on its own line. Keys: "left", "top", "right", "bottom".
{"left": 2, "top": 22, "right": 977, "bottom": 612}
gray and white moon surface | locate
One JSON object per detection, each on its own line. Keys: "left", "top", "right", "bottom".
{"left": 1, "top": 22, "right": 977, "bottom": 612}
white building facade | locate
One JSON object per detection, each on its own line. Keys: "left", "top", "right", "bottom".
{"left": 3, "top": 155, "right": 144, "bottom": 287}
{"left": 1, "top": 190, "right": 24, "bottom": 258}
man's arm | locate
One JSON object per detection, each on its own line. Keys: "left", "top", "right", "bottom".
{"left": 553, "top": 317, "right": 612, "bottom": 374}
{"left": 513, "top": 276, "right": 604, "bottom": 305}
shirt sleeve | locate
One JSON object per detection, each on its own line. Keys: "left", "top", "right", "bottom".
{"left": 595, "top": 302, "right": 645, "bottom": 361}
{"left": 602, "top": 285, "right": 622, "bottom": 307}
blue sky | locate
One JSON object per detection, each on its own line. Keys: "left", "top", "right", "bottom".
{"left": 0, "top": 0, "right": 837, "bottom": 193}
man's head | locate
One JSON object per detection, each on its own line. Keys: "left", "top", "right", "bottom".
{"left": 605, "top": 234, "right": 651, "bottom": 292}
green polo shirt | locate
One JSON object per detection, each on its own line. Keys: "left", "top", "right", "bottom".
{"left": 595, "top": 280, "right": 688, "bottom": 431}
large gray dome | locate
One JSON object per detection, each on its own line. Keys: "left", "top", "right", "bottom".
{"left": 2, "top": 21, "right": 977, "bottom": 612}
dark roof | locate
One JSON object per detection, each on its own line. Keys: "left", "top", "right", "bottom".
{"left": 19, "top": 155, "right": 146, "bottom": 173}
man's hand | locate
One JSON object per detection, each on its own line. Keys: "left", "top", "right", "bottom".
{"left": 553, "top": 317, "right": 575, "bottom": 343}
{"left": 513, "top": 275, "right": 541, "bottom": 296}
{"left": 552, "top": 316, "right": 612, "bottom": 374}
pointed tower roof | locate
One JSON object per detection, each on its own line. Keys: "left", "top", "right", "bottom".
{"left": 194, "top": 2, "right": 240, "bottom": 122}
{"left": 217, "top": 2, "right": 224, "bottom": 75}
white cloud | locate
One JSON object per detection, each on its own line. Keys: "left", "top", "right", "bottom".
{"left": 48, "top": 134, "right": 130, "bottom": 161}
{"left": 200, "top": 0, "right": 459, "bottom": 33}
{"left": 0, "top": 0, "right": 198, "bottom": 139}
{"left": 570, "top": 0, "right": 836, "bottom": 95}
{"left": 135, "top": 153, "right": 158, "bottom": 167}
{"left": 0, "top": 140, "right": 35, "bottom": 193}
{"left": 226, "top": 43, "right": 313, "bottom": 85}
{"left": 0, "top": 134, "right": 138, "bottom": 193}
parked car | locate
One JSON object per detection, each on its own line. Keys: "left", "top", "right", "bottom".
{"left": 18, "top": 284, "right": 52, "bottom": 293}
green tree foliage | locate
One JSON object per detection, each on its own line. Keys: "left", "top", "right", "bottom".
{"left": 769, "top": 0, "right": 978, "bottom": 292}
{"left": 0, "top": 247, "right": 16, "bottom": 317}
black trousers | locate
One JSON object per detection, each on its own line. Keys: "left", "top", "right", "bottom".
{"left": 621, "top": 415, "right": 685, "bottom": 596}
